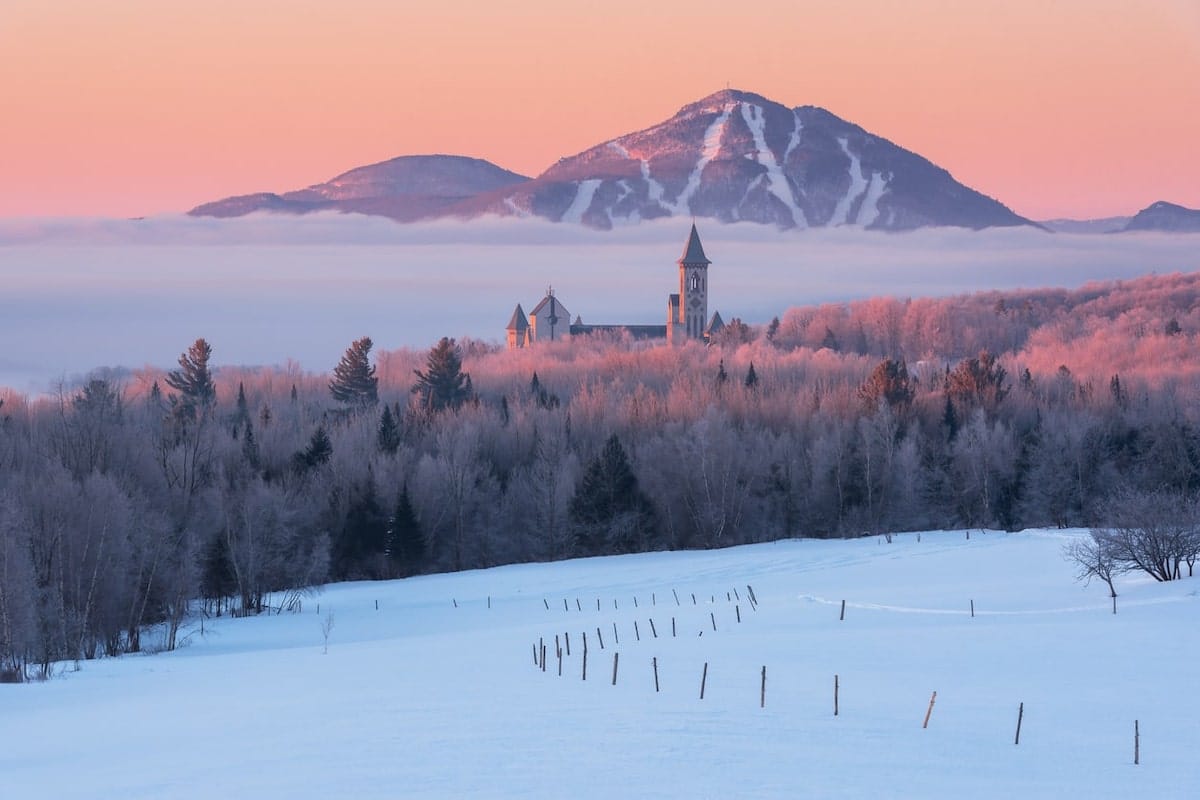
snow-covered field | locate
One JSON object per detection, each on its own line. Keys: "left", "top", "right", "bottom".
{"left": 4, "top": 529, "right": 1198, "bottom": 798}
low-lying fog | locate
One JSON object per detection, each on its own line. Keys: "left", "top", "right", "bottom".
{"left": 2, "top": 213, "right": 1197, "bottom": 393}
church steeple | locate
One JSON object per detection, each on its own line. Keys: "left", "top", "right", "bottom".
{"left": 674, "top": 224, "right": 711, "bottom": 342}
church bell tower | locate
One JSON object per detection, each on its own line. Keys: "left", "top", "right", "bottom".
{"left": 677, "top": 223, "right": 710, "bottom": 341}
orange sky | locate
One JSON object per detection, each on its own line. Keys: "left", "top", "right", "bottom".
{"left": 1, "top": 0, "right": 1197, "bottom": 220}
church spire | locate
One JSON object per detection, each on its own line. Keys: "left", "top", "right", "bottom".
{"left": 679, "top": 223, "right": 711, "bottom": 266}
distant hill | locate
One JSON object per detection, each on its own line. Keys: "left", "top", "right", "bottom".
{"left": 1121, "top": 201, "right": 1200, "bottom": 233}
{"left": 1037, "top": 217, "right": 1130, "bottom": 234}
{"left": 190, "top": 89, "right": 1034, "bottom": 231}
{"left": 188, "top": 155, "right": 530, "bottom": 221}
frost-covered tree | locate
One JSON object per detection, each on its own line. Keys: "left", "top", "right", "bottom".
{"left": 330, "top": 337, "right": 378, "bottom": 408}
{"left": 412, "top": 338, "right": 470, "bottom": 413}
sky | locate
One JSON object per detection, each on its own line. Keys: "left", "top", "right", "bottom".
{"left": 2, "top": 0, "right": 1198, "bottom": 221}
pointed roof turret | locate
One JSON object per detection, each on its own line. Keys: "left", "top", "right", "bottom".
{"left": 506, "top": 303, "right": 529, "bottom": 331}
{"left": 679, "top": 223, "right": 711, "bottom": 266}
{"left": 705, "top": 310, "right": 725, "bottom": 335}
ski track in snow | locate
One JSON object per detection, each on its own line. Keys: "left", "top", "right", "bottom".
{"left": 831, "top": 137, "right": 869, "bottom": 226}
{"left": 502, "top": 197, "right": 528, "bottom": 217}
{"left": 561, "top": 179, "right": 602, "bottom": 224}
{"left": 741, "top": 104, "right": 806, "bottom": 227}
{"left": 672, "top": 104, "right": 733, "bottom": 214}
{"left": 783, "top": 109, "right": 803, "bottom": 165}
{"left": 857, "top": 171, "right": 888, "bottom": 226}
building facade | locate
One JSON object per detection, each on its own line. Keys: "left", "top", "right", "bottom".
{"left": 506, "top": 225, "right": 724, "bottom": 349}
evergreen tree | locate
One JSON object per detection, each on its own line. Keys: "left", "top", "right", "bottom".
{"left": 569, "top": 435, "right": 657, "bottom": 555}
{"left": 241, "top": 419, "right": 260, "bottom": 469}
{"left": 330, "top": 336, "right": 379, "bottom": 408}
{"left": 387, "top": 485, "right": 424, "bottom": 576}
{"left": 293, "top": 426, "right": 332, "bottom": 474}
{"left": 165, "top": 338, "right": 216, "bottom": 420}
{"left": 377, "top": 404, "right": 401, "bottom": 454}
{"left": 235, "top": 381, "right": 249, "bottom": 423}
{"left": 716, "top": 359, "right": 729, "bottom": 385}
{"left": 765, "top": 316, "right": 780, "bottom": 342}
{"left": 200, "top": 533, "right": 237, "bottom": 615}
{"left": 744, "top": 361, "right": 759, "bottom": 389}
{"left": 412, "top": 337, "right": 470, "bottom": 413}
{"left": 333, "top": 479, "right": 389, "bottom": 579}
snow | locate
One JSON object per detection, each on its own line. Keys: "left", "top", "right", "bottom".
{"left": 857, "top": 170, "right": 889, "bottom": 227}
{"left": 783, "top": 109, "right": 804, "bottom": 165}
{"left": 672, "top": 104, "right": 733, "bottom": 214}
{"left": 831, "top": 137, "right": 869, "bottom": 226}
{"left": 3, "top": 529, "right": 1199, "bottom": 798}
{"left": 740, "top": 104, "right": 807, "bottom": 227}
{"left": 607, "top": 141, "right": 632, "bottom": 160}
{"left": 560, "top": 179, "right": 602, "bottom": 224}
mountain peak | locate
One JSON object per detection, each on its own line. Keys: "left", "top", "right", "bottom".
{"left": 191, "top": 89, "right": 1034, "bottom": 232}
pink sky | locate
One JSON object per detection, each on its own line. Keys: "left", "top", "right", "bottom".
{"left": 2, "top": 0, "right": 1197, "bottom": 220}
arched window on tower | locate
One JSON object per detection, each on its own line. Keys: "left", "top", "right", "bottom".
{"left": 690, "top": 273, "right": 700, "bottom": 291}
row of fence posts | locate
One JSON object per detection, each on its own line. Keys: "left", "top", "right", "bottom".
{"left": 540, "top": 586, "right": 758, "bottom": 615}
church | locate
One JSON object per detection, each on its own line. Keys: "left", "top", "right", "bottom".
{"left": 505, "top": 224, "right": 725, "bottom": 348}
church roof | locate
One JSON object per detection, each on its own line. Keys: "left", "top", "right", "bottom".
{"left": 530, "top": 293, "right": 568, "bottom": 320}
{"left": 706, "top": 310, "right": 725, "bottom": 334}
{"left": 679, "top": 223, "right": 711, "bottom": 265}
{"left": 506, "top": 304, "right": 528, "bottom": 331}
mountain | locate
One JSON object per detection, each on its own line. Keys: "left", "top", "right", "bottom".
{"left": 188, "top": 155, "right": 530, "bottom": 221}
{"left": 190, "top": 89, "right": 1034, "bottom": 231}
{"left": 1038, "top": 217, "right": 1130, "bottom": 234}
{"left": 1120, "top": 201, "right": 1200, "bottom": 233}
{"left": 459, "top": 89, "right": 1033, "bottom": 231}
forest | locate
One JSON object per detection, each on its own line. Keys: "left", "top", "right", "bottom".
{"left": 3, "top": 270, "right": 1200, "bottom": 679}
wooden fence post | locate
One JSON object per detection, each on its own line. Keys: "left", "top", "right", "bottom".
{"left": 673, "top": 588, "right": 680, "bottom": 606}
{"left": 612, "top": 652, "right": 619, "bottom": 686}
{"left": 970, "top": 599, "right": 975, "bottom": 618}
{"left": 834, "top": 674, "right": 839, "bottom": 716}
{"left": 653, "top": 657, "right": 660, "bottom": 692}
{"left": 597, "top": 627, "right": 604, "bottom": 649}
{"left": 700, "top": 662, "right": 708, "bottom": 699}
{"left": 582, "top": 647, "right": 587, "bottom": 681}
{"left": 544, "top": 598, "right": 549, "bottom": 610}
{"left": 613, "top": 622, "right": 619, "bottom": 645}
{"left": 710, "top": 612, "right": 717, "bottom": 631}
{"left": 760, "top": 666, "right": 766, "bottom": 708}
{"left": 1134, "top": 720, "right": 1140, "bottom": 765}
{"left": 1014, "top": 702, "right": 1023, "bottom": 745}
{"left": 747, "top": 585, "right": 758, "bottom": 605}
{"left": 692, "top": 593, "right": 697, "bottom": 605}
{"left": 650, "top": 618, "right": 658, "bottom": 638}
{"left": 672, "top": 617, "right": 676, "bottom": 637}
{"left": 923, "top": 691, "right": 937, "bottom": 728}
{"left": 736, "top": 605, "right": 741, "bottom": 623}
{"left": 576, "top": 598, "right": 581, "bottom": 611}
{"left": 532, "top": 643, "right": 538, "bottom": 666}
{"left": 565, "top": 632, "right": 570, "bottom": 656}
{"left": 634, "top": 621, "right": 640, "bottom": 641}
{"left": 840, "top": 600, "right": 846, "bottom": 621}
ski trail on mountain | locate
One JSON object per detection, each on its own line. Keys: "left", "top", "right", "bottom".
{"left": 857, "top": 171, "right": 888, "bottom": 226}
{"left": 561, "top": 179, "right": 602, "bottom": 223}
{"left": 741, "top": 103, "right": 807, "bottom": 227}
{"left": 672, "top": 105, "right": 733, "bottom": 214}
{"left": 831, "top": 137, "right": 869, "bottom": 225}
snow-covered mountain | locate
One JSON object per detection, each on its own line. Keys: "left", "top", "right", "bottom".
{"left": 190, "top": 89, "right": 1034, "bottom": 230}
{"left": 188, "top": 155, "right": 529, "bottom": 221}
{"left": 1037, "top": 217, "right": 1131, "bottom": 234}
{"left": 1120, "top": 200, "right": 1200, "bottom": 233}
{"left": 462, "top": 89, "right": 1031, "bottom": 231}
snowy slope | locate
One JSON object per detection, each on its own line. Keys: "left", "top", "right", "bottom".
{"left": 3, "top": 529, "right": 1198, "bottom": 799}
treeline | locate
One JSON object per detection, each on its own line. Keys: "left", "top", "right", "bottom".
{"left": 2, "top": 271, "right": 1200, "bottom": 679}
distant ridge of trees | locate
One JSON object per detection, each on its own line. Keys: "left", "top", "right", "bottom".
{"left": 3, "top": 270, "right": 1200, "bottom": 680}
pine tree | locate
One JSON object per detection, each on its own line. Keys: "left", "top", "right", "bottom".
{"left": 293, "top": 426, "right": 332, "bottom": 474}
{"left": 330, "top": 336, "right": 379, "bottom": 408}
{"left": 744, "top": 361, "right": 759, "bottom": 389}
{"left": 569, "top": 435, "right": 657, "bottom": 555}
{"left": 165, "top": 338, "right": 216, "bottom": 420}
{"left": 377, "top": 404, "right": 401, "bottom": 454}
{"left": 235, "top": 381, "right": 249, "bottom": 422}
{"left": 765, "top": 316, "right": 780, "bottom": 342}
{"left": 716, "top": 359, "right": 729, "bottom": 385}
{"left": 412, "top": 337, "right": 470, "bottom": 413}
{"left": 388, "top": 485, "right": 424, "bottom": 576}
{"left": 333, "top": 478, "right": 389, "bottom": 579}
{"left": 241, "top": 419, "right": 260, "bottom": 469}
